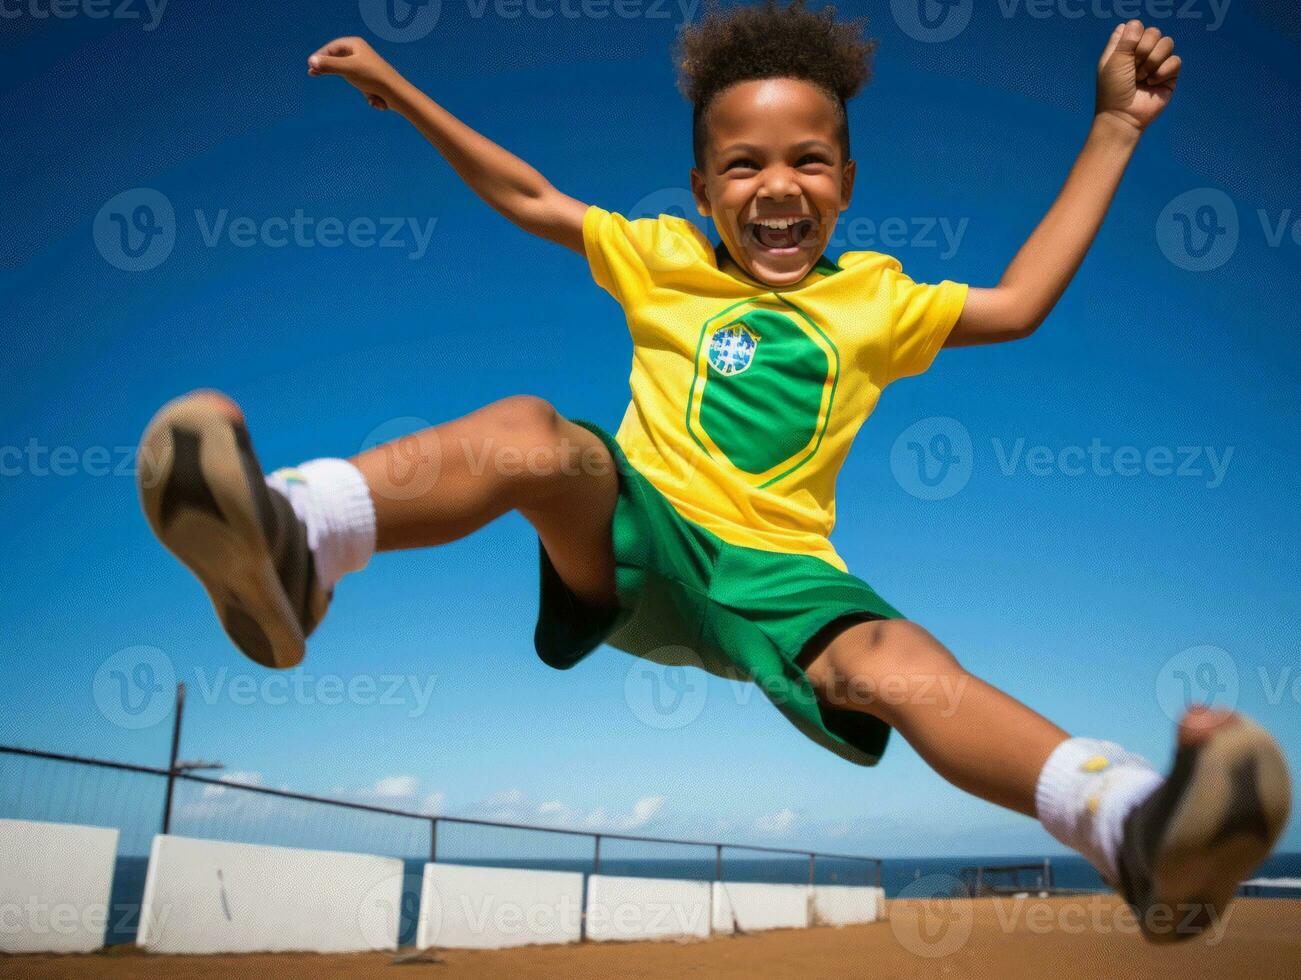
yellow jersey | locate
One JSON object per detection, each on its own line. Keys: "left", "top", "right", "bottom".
{"left": 583, "top": 205, "right": 968, "bottom": 571}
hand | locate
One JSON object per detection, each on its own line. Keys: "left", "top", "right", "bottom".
{"left": 1096, "top": 20, "right": 1181, "bottom": 132}
{"left": 308, "top": 37, "right": 402, "bottom": 111}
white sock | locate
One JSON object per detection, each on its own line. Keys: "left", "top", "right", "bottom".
{"left": 1035, "top": 737, "right": 1163, "bottom": 883}
{"left": 266, "top": 459, "right": 376, "bottom": 592}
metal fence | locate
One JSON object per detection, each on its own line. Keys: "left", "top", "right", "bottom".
{"left": 0, "top": 683, "right": 883, "bottom": 943}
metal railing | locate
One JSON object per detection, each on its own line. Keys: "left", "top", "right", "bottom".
{"left": 0, "top": 741, "right": 881, "bottom": 886}
{"left": 0, "top": 685, "right": 884, "bottom": 895}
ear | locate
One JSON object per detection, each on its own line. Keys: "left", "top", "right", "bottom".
{"left": 839, "top": 158, "right": 856, "bottom": 211}
{"left": 690, "top": 168, "right": 711, "bottom": 217}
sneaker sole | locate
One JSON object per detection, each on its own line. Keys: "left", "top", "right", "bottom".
{"left": 137, "top": 394, "right": 305, "bottom": 669}
{"left": 1144, "top": 716, "right": 1291, "bottom": 942}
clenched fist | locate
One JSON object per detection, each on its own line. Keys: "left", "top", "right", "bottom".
{"left": 308, "top": 37, "right": 402, "bottom": 111}
{"left": 1096, "top": 20, "right": 1182, "bottom": 132}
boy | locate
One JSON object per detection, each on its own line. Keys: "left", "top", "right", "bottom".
{"left": 137, "top": 1, "right": 1288, "bottom": 942}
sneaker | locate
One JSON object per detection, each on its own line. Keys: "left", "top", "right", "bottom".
{"left": 137, "top": 390, "right": 327, "bottom": 668}
{"left": 1117, "top": 707, "right": 1291, "bottom": 943}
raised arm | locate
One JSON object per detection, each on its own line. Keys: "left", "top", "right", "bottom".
{"left": 947, "top": 20, "right": 1181, "bottom": 347}
{"left": 308, "top": 37, "right": 588, "bottom": 255}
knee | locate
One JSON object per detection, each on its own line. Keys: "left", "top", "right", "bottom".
{"left": 484, "top": 395, "right": 564, "bottom": 446}
{"left": 806, "top": 619, "right": 963, "bottom": 719}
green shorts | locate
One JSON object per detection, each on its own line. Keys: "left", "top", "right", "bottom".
{"left": 534, "top": 421, "right": 904, "bottom": 767}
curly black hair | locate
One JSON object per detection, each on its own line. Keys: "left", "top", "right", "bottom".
{"left": 677, "top": 0, "right": 877, "bottom": 167}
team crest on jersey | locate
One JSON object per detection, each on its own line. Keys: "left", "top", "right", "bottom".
{"left": 686, "top": 298, "right": 840, "bottom": 487}
{"left": 707, "top": 321, "right": 760, "bottom": 376}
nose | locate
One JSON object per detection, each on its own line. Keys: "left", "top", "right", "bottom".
{"left": 757, "top": 164, "right": 800, "bottom": 203}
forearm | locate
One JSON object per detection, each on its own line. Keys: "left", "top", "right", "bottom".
{"left": 386, "top": 77, "right": 585, "bottom": 250}
{"left": 997, "top": 113, "right": 1140, "bottom": 329}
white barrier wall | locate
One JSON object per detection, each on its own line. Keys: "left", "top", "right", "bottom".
{"left": 0, "top": 818, "right": 119, "bottom": 954}
{"left": 712, "top": 881, "right": 810, "bottom": 935}
{"left": 810, "top": 885, "right": 884, "bottom": 926}
{"left": 137, "top": 835, "right": 404, "bottom": 954}
{"left": 416, "top": 863, "right": 584, "bottom": 949}
{"left": 584, "top": 874, "right": 712, "bottom": 942}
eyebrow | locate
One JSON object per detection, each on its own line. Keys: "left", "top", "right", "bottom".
{"left": 716, "top": 139, "right": 837, "bottom": 158}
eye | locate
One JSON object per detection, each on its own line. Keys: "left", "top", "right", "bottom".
{"left": 723, "top": 157, "right": 759, "bottom": 173}
{"left": 796, "top": 153, "right": 830, "bottom": 169}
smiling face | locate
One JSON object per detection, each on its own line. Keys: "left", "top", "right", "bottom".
{"left": 691, "top": 77, "right": 856, "bottom": 288}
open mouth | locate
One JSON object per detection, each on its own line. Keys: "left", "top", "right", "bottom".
{"left": 744, "top": 216, "right": 818, "bottom": 255}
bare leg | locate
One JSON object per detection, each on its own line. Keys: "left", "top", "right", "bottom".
{"left": 351, "top": 395, "right": 618, "bottom": 607}
{"left": 798, "top": 618, "right": 1068, "bottom": 816}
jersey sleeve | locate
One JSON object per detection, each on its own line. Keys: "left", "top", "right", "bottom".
{"left": 885, "top": 265, "right": 969, "bottom": 383}
{"left": 582, "top": 205, "right": 711, "bottom": 308}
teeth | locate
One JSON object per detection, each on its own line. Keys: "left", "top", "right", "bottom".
{"left": 753, "top": 217, "right": 806, "bottom": 230}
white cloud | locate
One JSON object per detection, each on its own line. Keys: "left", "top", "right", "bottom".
{"left": 483, "top": 787, "right": 526, "bottom": 807}
{"left": 507, "top": 794, "right": 669, "bottom": 833}
{"left": 624, "top": 795, "right": 666, "bottom": 829}
{"left": 537, "top": 800, "right": 573, "bottom": 822}
{"left": 423, "top": 792, "right": 446, "bottom": 815}
{"left": 580, "top": 795, "right": 666, "bottom": 832}
{"left": 371, "top": 775, "right": 420, "bottom": 798}
{"left": 754, "top": 807, "right": 799, "bottom": 837}
{"left": 200, "top": 770, "right": 263, "bottom": 798}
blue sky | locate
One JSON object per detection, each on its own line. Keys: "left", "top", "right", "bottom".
{"left": 1, "top": 1, "right": 1298, "bottom": 859}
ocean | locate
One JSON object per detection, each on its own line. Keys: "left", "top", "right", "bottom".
{"left": 103, "top": 850, "right": 1301, "bottom": 947}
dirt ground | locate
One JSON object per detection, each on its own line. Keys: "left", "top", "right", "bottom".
{"left": 6, "top": 897, "right": 1301, "bottom": 980}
